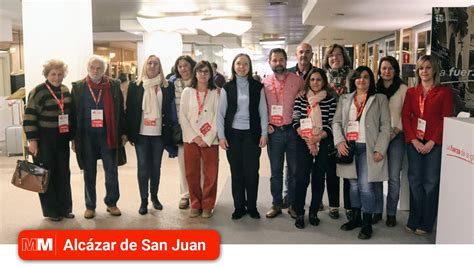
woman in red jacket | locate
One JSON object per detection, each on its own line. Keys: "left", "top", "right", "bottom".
{"left": 402, "top": 55, "right": 453, "bottom": 235}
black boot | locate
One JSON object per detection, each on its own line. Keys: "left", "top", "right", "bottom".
{"left": 340, "top": 208, "right": 361, "bottom": 231}
{"left": 309, "top": 211, "right": 320, "bottom": 226}
{"left": 151, "top": 195, "right": 163, "bottom": 210}
{"left": 295, "top": 215, "right": 305, "bottom": 229}
{"left": 358, "top": 213, "right": 373, "bottom": 239}
{"left": 386, "top": 215, "right": 396, "bottom": 227}
{"left": 139, "top": 199, "right": 148, "bottom": 215}
{"left": 372, "top": 213, "right": 382, "bottom": 224}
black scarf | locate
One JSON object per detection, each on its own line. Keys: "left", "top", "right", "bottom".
{"left": 376, "top": 78, "right": 403, "bottom": 99}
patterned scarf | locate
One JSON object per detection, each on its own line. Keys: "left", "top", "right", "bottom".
{"left": 328, "top": 67, "right": 350, "bottom": 96}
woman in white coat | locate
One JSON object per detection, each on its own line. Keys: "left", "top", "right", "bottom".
{"left": 332, "top": 66, "right": 391, "bottom": 239}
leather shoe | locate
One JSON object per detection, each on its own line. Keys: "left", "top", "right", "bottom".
{"left": 63, "top": 213, "right": 75, "bottom": 219}
{"left": 415, "top": 229, "right": 428, "bottom": 235}
{"left": 309, "top": 212, "right": 320, "bottom": 226}
{"left": 151, "top": 198, "right": 163, "bottom": 210}
{"left": 139, "top": 200, "right": 148, "bottom": 215}
{"left": 202, "top": 209, "right": 213, "bottom": 218}
{"left": 287, "top": 207, "right": 297, "bottom": 219}
{"left": 106, "top": 206, "right": 122, "bottom": 216}
{"left": 248, "top": 209, "right": 260, "bottom": 219}
{"left": 84, "top": 209, "right": 95, "bottom": 219}
{"left": 328, "top": 208, "right": 340, "bottom": 219}
{"left": 231, "top": 209, "right": 246, "bottom": 220}
{"left": 295, "top": 215, "right": 305, "bottom": 229}
{"left": 345, "top": 209, "right": 354, "bottom": 221}
{"left": 265, "top": 205, "right": 282, "bottom": 218}
{"left": 372, "top": 213, "right": 382, "bottom": 224}
{"left": 386, "top": 215, "right": 396, "bottom": 227}
{"left": 189, "top": 208, "right": 201, "bottom": 218}
{"left": 48, "top": 216, "right": 62, "bottom": 222}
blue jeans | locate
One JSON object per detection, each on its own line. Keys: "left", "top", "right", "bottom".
{"left": 267, "top": 127, "right": 298, "bottom": 206}
{"left": 134, "top": 135, "right": 164, "bottom": 200}
{"left": 406, "top": 143, "right": 441, "bottom": 232}
{"left": 83, "top": 131, "right": 119, "bottom": 210}
{"left": 349, "top": 143, "right": 378, "bottom": 214}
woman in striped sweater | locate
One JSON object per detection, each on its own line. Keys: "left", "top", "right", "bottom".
{"left": 23, "top": 59, "right": 75, "bottom": 221}
{"left": 292, "top": 68, "right": 337, "bottom": 229}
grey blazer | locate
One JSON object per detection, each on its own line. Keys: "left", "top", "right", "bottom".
{"left": 332, "top": 92, "right": 391, "bottom": 182}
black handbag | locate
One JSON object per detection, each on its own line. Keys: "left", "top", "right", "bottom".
{"left": 118, "top": 145, "right": 127, "bottom": 166}
{"left": 334, "top": 141, "right": 356, "bottom": 164}
{"left": 163, "top": 123, "right": 183, "bottom": 145}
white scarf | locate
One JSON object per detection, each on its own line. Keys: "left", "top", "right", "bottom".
{"left": 142, "top": 76, "right": 162, "bottom": 120}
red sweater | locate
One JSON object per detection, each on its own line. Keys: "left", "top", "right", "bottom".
{"left": 402, "top": 84, "right": 453, "bottom": 145}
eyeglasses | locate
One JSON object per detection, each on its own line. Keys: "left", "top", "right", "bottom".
{"left": 197, "top": 69, "right": 210, "bottom": 75}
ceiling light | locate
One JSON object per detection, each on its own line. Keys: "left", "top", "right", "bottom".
{"left": 259, "top": 37, "right": 286, "bottom": 48}
{"left": 199, "top": 17, "right": 252, "bottom": 36}
{"left": 137, "top": 16, "right": 203, "bottom": 33}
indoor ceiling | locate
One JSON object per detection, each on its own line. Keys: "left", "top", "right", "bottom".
{"left": 1, "top": 0, "right": 473, "bottom": 48}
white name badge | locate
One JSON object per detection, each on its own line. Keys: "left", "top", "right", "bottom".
{"left": 300, "top": 118, "right": 313, "bottom": 138}
{"left": 346, "top": 120, "right": 360, "bottom": 141}
{"left": 417, "top": 118, "right": 427, "bottom": 140}
{"left": 196, "top": 116, "right": 212, "bottom": 136}
{"left": 271, "top": 105, "right": 284, "bottom": 124}
{"left": 58, "top": 114, "right": 69, "bottom": 133}
{"left": 91, "top": 109, "right": 104, "bottom": 128}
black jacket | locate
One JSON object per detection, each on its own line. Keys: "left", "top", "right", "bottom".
{"left": 125, "top": 81, "right": 177, "bottom": 145}
{"left": 222, "top": 78, "right": 263, "bottom": 144}
{"left": 70, "top": 77, "right": 126, "bottom": 169}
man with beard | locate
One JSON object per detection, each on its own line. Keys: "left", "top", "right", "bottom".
{"left": 263, "top": 48, "right": 304, "bottom": 219}
{"left": 288, "top": 42, "right": 315, "bottom": 81}
{"left": 71, "top": 55, "right": 127, "bottom": 219}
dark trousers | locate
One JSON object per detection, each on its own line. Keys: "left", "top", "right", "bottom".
{"left": 82, "top": 131, "right": 119, "bottom": 210}
{"left": 406, "top": 144, "right": 442, "bottom": 232}
{"left": 294, "top": 138, "right": 328, "bottom": 215}
{"left": 226, "top": 129, "right": 261, "bottom": 212}
{"left": 326, "top": 155, "right": 351, "bottom": 209}
{"left": 134, "top": 135, "right": 164, "bottom": 200}
{"left": 35, "top": 137, "right": 72, "bottom": 218}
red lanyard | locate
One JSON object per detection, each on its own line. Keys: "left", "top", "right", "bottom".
{"left": 272, "top": 74, "right": 287, "bottom": 104}
{"left": 196, "top": 89, "right": 208, "bottom": 116}
{"left": 306, "top": 101, "right": 318, "bottom": 117}
{"left": 86, "top": 78, "right": 103, "bottom": 109}
{"left": 44, "top": 83, "right": 65, "bottom": 114}
{"left": 419, "top": 88, "right": 431, "bottom": 118}
{"left": 354, "top": 94, "right": 368, "bottom": 120}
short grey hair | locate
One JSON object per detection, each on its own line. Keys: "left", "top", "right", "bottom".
{"left": 87, "top": 55, "right": 107, "bottom": 75}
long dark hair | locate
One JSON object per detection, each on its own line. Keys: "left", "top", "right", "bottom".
{"left": 349, "top": 66, "right": 376, "bottom": 97}
{"left": 174, "top": 55, "right": 196, "bottom": 79}
{"left": 230, "top": 53, "right": 254, "bottom": 82}
{"left": 190, "top": 60, "right": 217, "bottom": 90}
{"left": 376, "top": 56, "right": 404, "bottom": 98}
{"left": 303, "top": 68, "right": 329, "bottom": 96}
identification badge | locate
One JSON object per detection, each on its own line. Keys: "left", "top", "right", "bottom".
{"left": 58, "top": 114, "right": 69, "bottom": 133}
{"left": 271, "top": 105, "right": 284, "bottom": 124}
{"left": 91, "top": 109, "right": 104, "bottom": 128}
{"left": 143, "top": 118, "right": 157, "bottom": 127}
{"left": 196, "top": 116, "right": 212, "bottom": 136}
{"left": 346, "top": 120, "right": 360, "bottom": 141}
{"left": 417, "top": 118, "right": 426, "bottom": 140}
{"left": 300, "top": 118, "right": 313, "bottom": 138}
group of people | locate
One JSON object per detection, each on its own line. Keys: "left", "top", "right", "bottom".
{"left": 23, "top": 42, "right": 453, "bottom": 241}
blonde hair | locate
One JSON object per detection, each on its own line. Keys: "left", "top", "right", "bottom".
{"left": 42, "top": 59, "right": 68, "bottom": 78}
{"left": 415, "top": 54, "right": 441, "bottom": 86}
{"left": 137, "top": 55, "right": 168, "bottom": 87}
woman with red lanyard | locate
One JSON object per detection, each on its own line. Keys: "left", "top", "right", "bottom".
{"left": 179, "top": 61, "right": 220, "bottom": 218}
{"left": 292, "top": 68, "right": 337, "bottom": 229}
{"left": 332, "top": 66, "right": 391, "bottom": 239}
{"left": 23, "top": 59, "right": 75, "bottom": 221}
{"left": 402, "top": 55, "right": 453, "bottom": 235}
